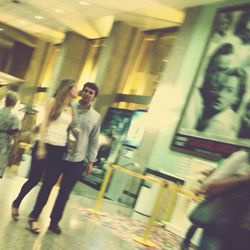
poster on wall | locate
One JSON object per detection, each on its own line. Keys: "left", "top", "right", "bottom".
{"left": 101, "top": 107, "right": 133, "bottom": 142}
{"left": 124, "top": 110, "right": 148, "bottom": 148}
{"left": 81, "top": 107, "right": 133, "bottom": 189}
{"left": 99, "top": 107, "right": 133, "bottom": 162}
{"left": 171, "top": 4, "right": 250, "bottom": 160}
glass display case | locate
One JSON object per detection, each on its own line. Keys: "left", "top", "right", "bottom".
{"left": 80, "top": 107, "right": 133, "bottom": 189}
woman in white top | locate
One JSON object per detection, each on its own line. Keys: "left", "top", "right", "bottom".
{"left": 11, "top": 79, "right": 78, "bottom": 233}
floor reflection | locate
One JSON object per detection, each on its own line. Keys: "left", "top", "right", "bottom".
{"left": 0, "top": 168, "right": 186, "bottom": 250}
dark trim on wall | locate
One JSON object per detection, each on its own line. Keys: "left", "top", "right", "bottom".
{"left": 115, "top": 93, "right": 152, "bottom": 104}
{"left": 144, "top": 26, "right": 179, "bottom": 35}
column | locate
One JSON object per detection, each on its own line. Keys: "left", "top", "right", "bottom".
{"left": 94, "top": 21, "right": 140, "bottom": 118}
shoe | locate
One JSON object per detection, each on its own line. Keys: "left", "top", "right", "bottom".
{"left": 48, "top": 223, "right": 62, "bottom": 234}
{"left": 28, "top": 218, "right": 40, "bottom": 234}
{"left": 11, "top": 206, "right": 19, "bottom": 221}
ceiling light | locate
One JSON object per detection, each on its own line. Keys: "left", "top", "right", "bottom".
{"left": 54, "top": 9, "right": 64, "bottom": 13}
{"left": 79, "top": 1, "right": 90, "bottom": 6}
{"left": 35, "top": 15, "right": 44, "bottom": 20}
{"left": 0, "top": 28, "right": 4, "bottom": 31}
{"left": 18, "top": 20, "right": 28, "bottom": 24}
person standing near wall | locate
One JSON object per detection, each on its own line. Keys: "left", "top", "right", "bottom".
{"left": 0, "top": 91, "right": 19, "bottom": 178}
{"left": 11, "top": 79, "right": 78, "bottom": 224}
{"left": 28, "top": 82, "right": 100, "bottom": 234}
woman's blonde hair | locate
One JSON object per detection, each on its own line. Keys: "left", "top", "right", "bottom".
{"left": 49, "top": 79, "right": 75, "bottom": 120}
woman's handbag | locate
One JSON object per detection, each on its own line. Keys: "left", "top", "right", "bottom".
{"left": 189, "top": 184, "right": 250, "bottom": 236}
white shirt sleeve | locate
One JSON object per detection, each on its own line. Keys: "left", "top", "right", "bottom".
{"left": 204, "top": 151, "right": 248, "bottom": 184}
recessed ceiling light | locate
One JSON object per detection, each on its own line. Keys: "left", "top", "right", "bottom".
{"left": 35, "top": 15, "right": 44, "bottom": 20}
{"left": 79, "top": 1, "right": 90, "bottom": 6}
{"left": 18, "top": 20, "right": 28, "bottom": 24}
{"left": 54, "top": 9, "right": 64, "bottom": 13}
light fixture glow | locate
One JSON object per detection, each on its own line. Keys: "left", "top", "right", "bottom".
{"left": 54, "top": 9, "right": 64, "bottom": 13}
{"left": 79, "top": 1, "right": 90, "bottom": 6}
{"left": 18, "top": 20, "right": 28, "bottom": 24}
{"left": 35, "top": 15, "right": 44, "bottom": 20}
{"left": 0, "top": 28, "right": 4, "bottom": 31}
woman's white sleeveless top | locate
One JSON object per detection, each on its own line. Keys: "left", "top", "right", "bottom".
{"left": 45, "top": 108, "right": 72, "bottom": 146}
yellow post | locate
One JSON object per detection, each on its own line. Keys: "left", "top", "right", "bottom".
{"left": 163, "top": 183, "right": 180, "bottom": 222}
{"left": 133, "top": 181, "right": 168, "bottom": 247}
{"left": 89, "top": 164, "right": 113, "bottom": 215}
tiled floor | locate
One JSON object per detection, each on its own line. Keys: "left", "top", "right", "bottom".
{"left": 0, "top": 167, "right": 185, "bottom": 250}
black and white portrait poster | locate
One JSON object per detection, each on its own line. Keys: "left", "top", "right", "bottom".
{"left": 172, "top": 4, "right": 250, "bottom": 160}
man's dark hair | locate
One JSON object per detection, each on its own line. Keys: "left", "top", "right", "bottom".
{"left": 201, "top": 67, "right": 247, "bottom": 112}
{"left": 206, "top": 43, "right": 234, "bottom": 73}
{"left": 82, "top": 82, "right": 99, "bottom": 97}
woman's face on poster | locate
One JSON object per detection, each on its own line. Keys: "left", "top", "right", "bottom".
{"left": 215, "top": 13, "right": 232, "bottom": 35}
{"left": 203, "top": 73, "right": 240, "bottom": 111}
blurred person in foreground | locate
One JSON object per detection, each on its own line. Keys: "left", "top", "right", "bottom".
{"left": 194, "top": 150, "right": 250, "bottom": 250}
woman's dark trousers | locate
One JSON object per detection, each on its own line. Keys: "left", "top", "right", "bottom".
{"left": 50, "top": 160, "right": 84, "bottom": 224}
{"left": 29, "top": 144, "right": 66, "bottom": 220}
{"left": 12, "top": 142, "right": 46, "bottom": 208}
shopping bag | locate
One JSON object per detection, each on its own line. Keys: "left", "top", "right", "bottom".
{"left": 189, "top": 185, "right": 249, "bottom": 236}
